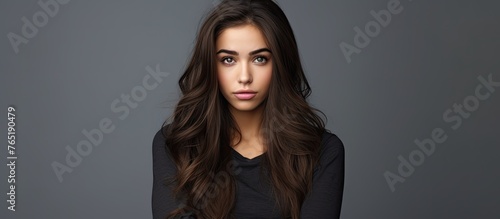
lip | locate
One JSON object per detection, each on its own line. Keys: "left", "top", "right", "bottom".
{"left": 233, "top": 90, "right": 257, "bottom": 100}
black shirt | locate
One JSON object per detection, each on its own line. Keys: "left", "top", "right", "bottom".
{"left": 152, "top": 126, "right": 345, "bottom": 219}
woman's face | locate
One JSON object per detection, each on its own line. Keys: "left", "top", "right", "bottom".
{"left": 216, "top": 24, "right": 273, "bottom": 114}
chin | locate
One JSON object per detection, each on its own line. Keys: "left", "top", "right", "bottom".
{"left": 228, "top": 101, "right": 264, "bottom": 112}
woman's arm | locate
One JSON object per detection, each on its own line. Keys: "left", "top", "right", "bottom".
{"left": 152, "top": 127, "right": 191, "bottom": 219}
{"left": 300, "top": 133, "right": 345, "bottom": 219}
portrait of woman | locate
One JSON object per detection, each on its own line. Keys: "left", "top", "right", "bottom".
{"left": 152, "top": 0, "right": 345, "bottom": 218}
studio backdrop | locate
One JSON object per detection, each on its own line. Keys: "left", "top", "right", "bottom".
{"left": 1, "top": 0, "right": 499, "bottom": 218}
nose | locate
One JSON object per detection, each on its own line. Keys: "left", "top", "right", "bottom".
{"left": 238, "top": 62, "right": 252, "bottom": 84}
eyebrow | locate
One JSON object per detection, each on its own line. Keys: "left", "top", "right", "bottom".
{"left": 216, "top": 48, "right": 272, "bottom": 56}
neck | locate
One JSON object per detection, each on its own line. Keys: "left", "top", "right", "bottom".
{"left": 229, "top": 104, "right": 264, "bottom": 145}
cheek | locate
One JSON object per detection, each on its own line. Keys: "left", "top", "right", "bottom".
{"left": 262, "top": 67, "right": 273, "bottom": 89}
{"left": 217, "top": 70, "right": 230, "bottom": 92}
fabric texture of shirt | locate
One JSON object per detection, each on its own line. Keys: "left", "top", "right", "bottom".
{"left": 152, "top": 126, "right": 345, "bottom": 219}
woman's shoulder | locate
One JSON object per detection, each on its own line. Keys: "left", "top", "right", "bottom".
{"left": 152, "top": 124, "right": 172, "bottom": 158}
{"left": 318, "top": 130, "right": 345, "bottom": 163}
{"left": 152, "top": 124, "right": 176, "bottom": 172}
{"left": 321, "top": 129, "right": 344, "bottom": 148}
{"left": 153, "top": 125, "right": 167, "bottom": 148}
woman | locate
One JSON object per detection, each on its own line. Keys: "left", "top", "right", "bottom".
{"left": 152, "top": 0, "right": 344, "bottom": 218}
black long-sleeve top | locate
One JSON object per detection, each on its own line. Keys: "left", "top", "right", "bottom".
{"left": 152, "top": 126, "right": 345, "bottom": 219}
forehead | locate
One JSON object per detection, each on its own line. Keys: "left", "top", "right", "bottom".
{"left": 216, "top": 24, "right": 268, "bottom": 50}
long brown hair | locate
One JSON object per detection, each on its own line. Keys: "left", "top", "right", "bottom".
{"left": 162, "top": 0, "right": 326, "bottom": 218}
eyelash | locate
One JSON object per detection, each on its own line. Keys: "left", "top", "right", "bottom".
{"left": 220, "top": 56, "right": 269, "bottom": 65}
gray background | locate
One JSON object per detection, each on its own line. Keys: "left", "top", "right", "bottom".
{"left": 1, "top": 0, "right": 499, "bottom": 218}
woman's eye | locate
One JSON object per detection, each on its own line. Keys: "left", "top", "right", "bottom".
{"left": 254, "top": 56, "right": 268, "bottom": 64}
{"left": 222, "top": 57, "right": 235, "bottom": 65}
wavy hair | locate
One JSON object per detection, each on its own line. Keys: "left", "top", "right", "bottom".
{"left": 162, "top": 0, "right": 326, "bottom": 218}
